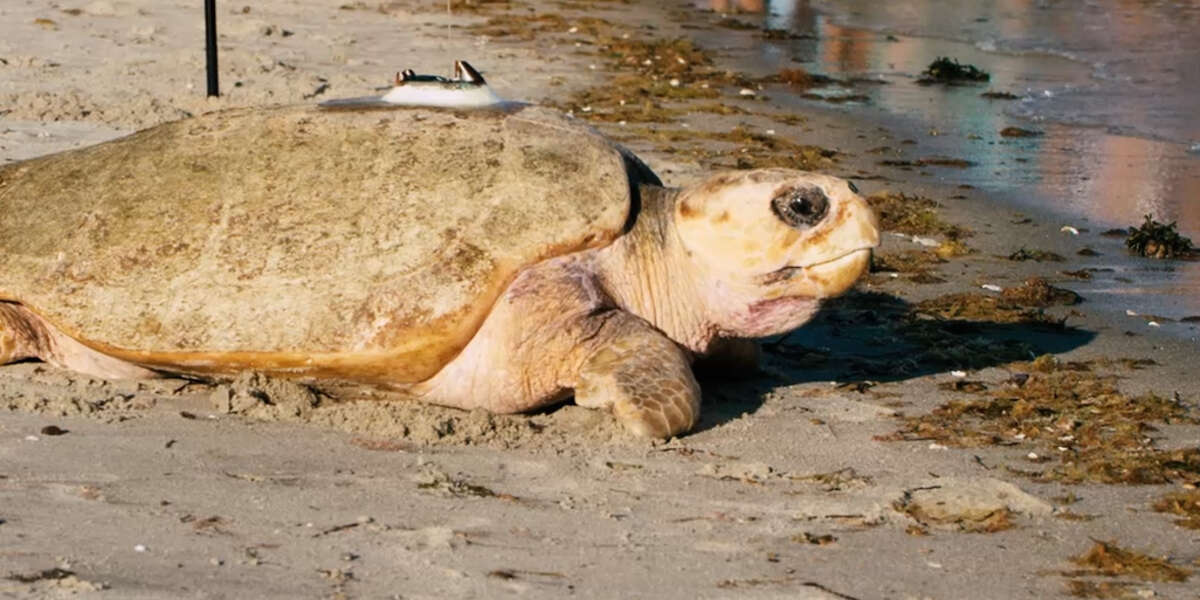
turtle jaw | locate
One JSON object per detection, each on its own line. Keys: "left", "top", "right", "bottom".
{"left": 756, "top": 246, "right": 873, "bottom": 295}
{"left": 726, "top": 247, "right": 872, "bottom": 339}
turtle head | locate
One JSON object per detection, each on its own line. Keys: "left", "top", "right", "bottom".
{"left": 673, "top": 169, "right": 879, "bottom": 338}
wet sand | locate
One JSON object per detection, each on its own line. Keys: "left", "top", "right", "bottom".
{"left": 3, "top": 1, "right": 1200, "bottom": 598}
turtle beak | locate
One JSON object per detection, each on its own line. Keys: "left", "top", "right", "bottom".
{"left": 760, "top": 248, "right": 872, "bottom": 297}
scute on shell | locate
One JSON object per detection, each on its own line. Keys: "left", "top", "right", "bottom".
{"left": 0, "top": 104, "right": 634, "bottom": 383}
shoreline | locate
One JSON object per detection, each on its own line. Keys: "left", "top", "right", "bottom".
{"left": 2, "top": 1, "right": 1200, "bottom": 598}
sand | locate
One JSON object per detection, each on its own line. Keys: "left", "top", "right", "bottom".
{"left": 2, "top": 1, "right": 1199, "bottom": 598}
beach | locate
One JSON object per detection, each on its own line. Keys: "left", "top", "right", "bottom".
{"left": 2, "top": 1, "right": 1199, "bottom": 598}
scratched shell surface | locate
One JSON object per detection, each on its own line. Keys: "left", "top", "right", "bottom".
{"left": 0, "top": 104, "right": 632, "bottom": 383}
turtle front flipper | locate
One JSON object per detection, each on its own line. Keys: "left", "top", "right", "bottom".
{"left": 575, "top": 323, "right": 700, "bottom": 438}
{"left": 0, "top": 302, "right": 40, "bottom": 365}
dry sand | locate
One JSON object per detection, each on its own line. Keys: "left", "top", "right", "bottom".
{"left": 2, "top": 1, "right": 1199, "bottom": 598}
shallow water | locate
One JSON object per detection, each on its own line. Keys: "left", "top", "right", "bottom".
{"left": 696, "top": 0, "right": 1200, "bottom": 337}
{"left": 810, "top": 0, "right": 1200, "bottom": 145}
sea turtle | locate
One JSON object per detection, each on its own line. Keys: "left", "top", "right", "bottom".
{"left": 0, "top": 101, "right": 878, "bottom": 438}
{"left": 318, "top": 60, "right": 503, "bottom": 109}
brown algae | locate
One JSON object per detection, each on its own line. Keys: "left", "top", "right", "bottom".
{"left": 882, "top": 358, "right": 1200, "bottom": 485}
{"left": 1008, "top": 248, "right": 1066, "bottom": 262}
{"left": 1125, "top": 215, "right": 1196, "bottom": 259}
{"left": 1064, "top": 580, "right": 1137, "bottom": 599}
{"left": 1152, "top": 490, "right": 1200, "bottom": 529}
{"left": 866, "top": 192, "right": 970, "bottom": 240}
{"left": 917, "top": 57, "right": 990, "bottom": 84}
{"left": 1070, "top": 540, "right": 1190, "bottom": 582}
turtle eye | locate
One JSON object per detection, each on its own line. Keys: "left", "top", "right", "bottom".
{"left": 771, "top": 186, "right": 829, "bottom": 229}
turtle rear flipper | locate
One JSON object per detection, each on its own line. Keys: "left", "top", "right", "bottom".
{"left": 0, "top": 302, "right": 155, "bottom": 379}
{"left": 0, "top": 302, "right": 39, "bottom": 365}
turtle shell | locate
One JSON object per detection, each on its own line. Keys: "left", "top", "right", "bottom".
{"left": 0, "top": 104, "right": 638, "bottom": 383}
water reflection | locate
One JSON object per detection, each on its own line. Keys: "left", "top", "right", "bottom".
{"left": 698, "top": 0, "right": 814, "bottom": 31}
{"left": 703, "top": 0, "right": 763, "bottom": 15}
{"left": 1033, "top": 124, "right": 1200, "bottom": 310}
{"left": 804, "top": 0, "right": 1200, "bottom": 145}
{"left": 764, "top": 0, "right": 815, "bottom": 32}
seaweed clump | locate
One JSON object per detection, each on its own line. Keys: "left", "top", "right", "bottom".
{"left": 1064, "top": 580, "right": 1135, "bottom": 599}
{"left": 894, "top": 499, "right": 1015, "bottom": 533}
{"left": 1008, "top": 248, "right": 1066, "bottom": 262}
{"left": 444, "top": 0, "right": 515, "bottom": 12}
{"left": 866, "top": 192, "right": 970, "bottom": 240}
{"left": 1125, "top": 215, "right": 1196, "bottom": 259}
{"left": 467, "top": 13, "right": 580, "bottom": 40}
{"left": 564, "top": 73, "right": 718, "bottom": 123}
{"left": 1000, "top": 277, "right": 1081, "bottom": 307}
{"left": 485, "top": 15, "right": 836, "bottom": 165}
{"left": 861, "top": 193, "right": 968, "bottom": 282}
{"left": 600, "top": 36, "right": 715, "bottom": 79}
{"left": 1069, "top": 540, "right": 1191, "bottom": 582}
{"left": 555, "top": 35, "right": 761, "bottom": 123}
{"left": 1152, "top": 489, "right": 1200, "bottom": 530}
{"left": 881, "top": 357, "right": 1200, "bottom": 485}
{"left": 913, "top": 278, "right": 1078, "bottom": 325}
{"left": 416, "top": 470, "right": 518, "bottom": 500}
{"left": 872, "top": 250, "right": 944, "bottom": 273}
{"left": 918, "top": 57, "right": 990, "bottom": 84}
{"left": 757, "top": 67, "right": 839, "bottom": 90}
{"left": 871, "top": 250, "right": 949, "bottom": 284}
{"left": 981, "top": 91, "right": 1019, "bottom": 100}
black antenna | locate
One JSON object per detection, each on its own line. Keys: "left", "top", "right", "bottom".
{"left": 204, "top": 0, "right": 219, "bottom": 97}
